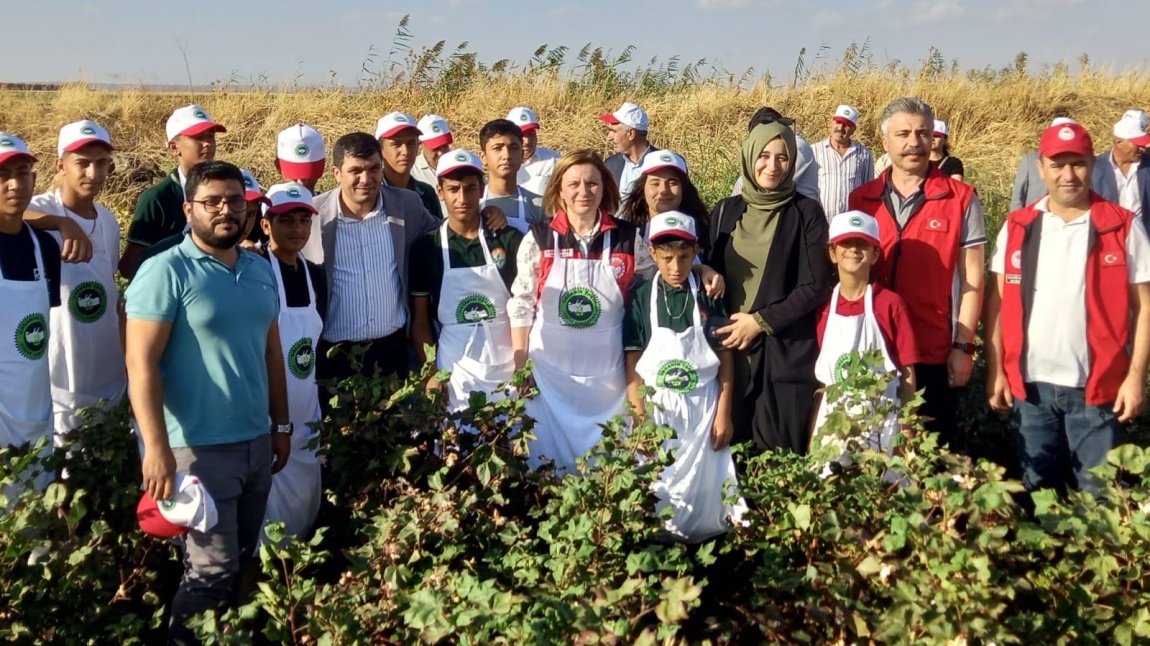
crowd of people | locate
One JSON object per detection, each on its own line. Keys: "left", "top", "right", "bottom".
{"left": 1, "top": 94, "right": 1149, "bottom": 643}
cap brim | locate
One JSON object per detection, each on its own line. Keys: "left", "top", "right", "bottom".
{"left": 933, "top": 131, "right": 948, "bottom": 138}
{"left": 832, "top": 116, "right": 857, "bottom": 126}
{"left": 244, "top": 191, "right": 271, "bottom": 205}
{"left": 63, "top": 138, "right": 114, "bottom": 153}
{"left": 267, "top": 202, "right": 318, "bottom": 216}
{"left": 1039, "top": 144, "right": 1093, "bottom": 159}
{"left": 277, "top": 159, "right": 326, "bottom": 181}
{"left": 829, "top": 232, "right": 880, "bottom": 247}
{"left": 378, "top": 125, "right": 419, "bottom": 139}
{"left": 437, "top": 164, "right": 484, "bottom": 178}
{"left": 518, "top": 123, "right": 540, "bottom": 133}
{"left": 599, "top": 113, "right": 621, "bottom": 125}
{"left": 1130, "top": 134, "right": 1150, "bottom": 147}
{"left": 0, "top": 151, "right": 38, "bottom": 165}
{"left": 420, "top": 133, "right": 453, "bottom": 149}
{"left": 178, "top": 122, "right": 226, "bottom": 139}
{"left": 641, "top": 162, "right": 685, "bottom": 176}
{"left": 137, "top": 494, "right": 189, "bottom": 538}
{"left": 649, "top": 231, "right": 698, "bottom": 244}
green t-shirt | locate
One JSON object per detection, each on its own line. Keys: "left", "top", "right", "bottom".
{"left": 409, "top": 224, "right": 523, "bottom": 315}
{"left": 126, "top": 170, "right": 185, "bottom": 247}
{"left": 623, "top": 277, "right": 728, "bottom": 353}
{"left": 387, "top": 176, "right": 443, "bottom": 221}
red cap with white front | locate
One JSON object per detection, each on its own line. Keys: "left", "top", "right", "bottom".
{"left": 507, "top": 106, "right": 541, "bottom": 133}
{"left": 376, "top": 111, "right": 419, "bottom": 140}
{"left": 933, "top": 120, "right": 950, "bottom": 138}
{"left": 276, "top": 123, "right": 326, "bottom": 181}
{"left": 828, "top": 210, "right": 881, "bottom": 247}
{"left": 1039, "top": 122, "right": 1094, "bottom": 158}
{"left": 264, "top": 182, "right": 318, "bottom": 216}
{"left": 833, "top": 104, "right": 859, "bottom": 126}
{"left": 639, "top": 150, "right": 688, "bottom": 176}
{"left": 0, "top": 132, "right": 37, "bottom": 166}
{"left": 137, "top": 472, "right": 219, "bottom": 538}
{"left": 1114, "top": 112, "right": 1150, "bottom": 147}
{"left": 417, "top": 114, "right": 454, "bottom": 150}
{"left": 648, "top": 211, "right": 698, "bottom": 244}
{"left": 436, "top": 149, "right": 484, "bottom": 177}
{"left": 240, "top": 168, "right": 271, "bottom": 205}
{"left": 58, "top": 120, "right": 113, "bottom": 157}
{"left": 165, "top": 104, "right": 226, "bottom": 143}
{"left": 599, "top": 102, "right": 650, "bottom": 130}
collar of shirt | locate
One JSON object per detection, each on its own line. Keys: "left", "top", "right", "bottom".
{"left": 338, "top": 191, "right": 384, "bottom": 221}
{"left": 1033, "top": 195, "right": 1090, "bottom": 226}
{"left": 821, "top": 139, "right": 859, "bottom": 157}
{"left": 1111, "top": 152, "right": 1142, "bottom": 180}
{"left": 178, "top": 234, "right": 254, "bottom": 270}
{"left": 884, "top": 172, "right": 925, "bottom": 205}
{"left": 623, "top": 145, "right": 655, "bottom": 170}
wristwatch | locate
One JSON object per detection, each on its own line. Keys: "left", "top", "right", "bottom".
{"left": 951, "top": 341, "right": 977, "bottom": 355}
{"left": 272, "top": 423, "right": 294, "bottom": 437}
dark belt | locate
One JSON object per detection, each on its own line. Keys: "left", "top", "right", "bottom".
{"left": 320, "top": 328, "right": 406, "bottom": 349}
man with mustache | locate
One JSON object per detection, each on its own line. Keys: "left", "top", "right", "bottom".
{"left": 1092, "top": 109, "right": 1150, "bottom": 226}
{"left": 849, "top": 97, "right": 988, "bottom": 451}
{"left": 125, "top": 160, "right": 290, "bottom": 643}
{"left": 811, "top": 104, "right": 874, "bottom": 218}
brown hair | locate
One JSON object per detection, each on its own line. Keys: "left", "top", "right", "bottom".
{"left": 542, "top": 148, "right": 620, "bottom": 217}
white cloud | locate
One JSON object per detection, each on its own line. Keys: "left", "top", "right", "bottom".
{"left": 911, "top": 0, "right": 964, "bottom": 24}
{"left": 811, "top": 10, "right": 845, "bottom": 28}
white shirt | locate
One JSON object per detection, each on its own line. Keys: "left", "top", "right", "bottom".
{"left": 618, "top": 145, "right": 654, "bottom": 199}
{"left": 991, "top": 196, "right": 1150, "bottom": 387}
{"left": 517, "top": 147, "right": 560, "bottom": 197}
{"left": 411, "top": 153, "right": 438, "bottom": 189}
{"left": 1112, "top": 152, "right": 1142, "bottom": 216}
{"left": 322, "top": 194, "right": 407, "bottom": 343}
{"left": 811, "top": 139, "right": 874, "bottom": 218}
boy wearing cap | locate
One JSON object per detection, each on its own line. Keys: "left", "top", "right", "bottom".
{"left": 120, "top": 104, "right": 226, "bottom": 278}
{"left": 411, "top": 114, "right": 454, "bottom": 188}
{"left": 623, "top": 211, "right": 742, "bottom": 543}
{"left": 276, "top": 123, "right": 326, "bottom": 193}
{"left": 506, "top": 107, "right": 561, "bottom": 197}
{"left": 985, "top": 121, "right": 1150, "bottom": 495}
{"left": 478, "top": 119, "right": 546, "bottom": 233}
{"left": 410, "top": 150, "right": 523, "bottom": 411}
{"left": 602, "top": 102, "right": 657, "bottom": 198}
{"left": 239, "top": 168, "right": 271, "bottom": 249}
{"left": 24, "top": 121, "right": 125, "bottom": 441}
{"left": 811, "top": 104, "right": 874, "bottom": 218}
{"left": 376, "top": 111, "right": 443, "bottom": 220}
{"left": 1092, "top": 109, "right": 1150, "bottom": 223}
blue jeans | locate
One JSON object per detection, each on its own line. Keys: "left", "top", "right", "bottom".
{"left": 1013, "top": 382, "right": 1119, "bottom": 495}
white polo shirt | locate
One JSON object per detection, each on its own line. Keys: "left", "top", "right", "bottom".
{"left": 517, "top": 147, "right": 560, "bottom": 197}
{"left": 1112, "top": 153, "right": 1142, "bottom": 216}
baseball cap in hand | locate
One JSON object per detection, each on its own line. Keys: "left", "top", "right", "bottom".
{"left": 165, "top": 104, "right": 226, "bottom": 143}
{"left": 58, "top": 120, "right": 113, "bottom": 157}
{"left": 376, "top": 111, "right": 419, "bottom": 140}
{"left": 639, "top": 150, "right": 688, "bottom": 176}
{"left": 1039, "top": 122, "right": 1094, "bottom": 158}
{"left": 417, "top": 114, "right": 454, "bottom": 149}
{"left": 436, "top": 149, "right": 484, "bottom": 177}
{"left": 137, "top": 473, "right": 218, "bottom": 538}
{"left": 648, "top": 211, "right": 698, "bottom": 244}
{"left": 599, "top": 102, "right": 649, "bottom": 130}
{"left": 829, "top": 210, "right": 881, "bottom": 247}
{"left": 507, "top": 106, "right": 541, "bottom": 132}
{"left": 833, "top": 104, "right": 859, "bottom": 126}
{"left": 276, "top": 123, "right": 326, "bottom": 181}
{"left": 1114, "top": 112, "right": 1150, "bottom": 147}
{"left": 0, "top": 132, "right": 38, "bottom": 165}
{"left": 264, "top": 182, "right": 317, "bottom": 216}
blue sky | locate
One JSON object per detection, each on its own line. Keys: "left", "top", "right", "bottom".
{"left": 0, "top": 0, "right": 1143, "bottom": 85}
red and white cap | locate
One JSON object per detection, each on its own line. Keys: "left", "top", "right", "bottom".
{"left": 933, "top": 120, "right": 950, "bottom": 138}
{"left": 648, "top": 211, "right": 698, "bottom": 244}
{"left": 165, "top": 104, "right": 226, "bottom": 143}
{"left": 639, "top": 150, "right": 688, "bottom": 176}
{"left": 263, "top": 182, "right": 317, "bottom": 216}
{"left": 506, "top": 106, "right": 541, "bottom": 133}
{"left": 436, "top": 148, "right": 484, "bottom": 177}
{"left": 57, "top": 120, "right": 113, "bottom": 157}
{"left": 1039, "top": 122, "right": 1094, "bottom": 158}
{"left": 239, "top": 168, "right": 271, "bottom": 205}
{"left": 137, "top": 473, "right": 219, "bottom": 538}
{"left": 0, "top": 132, "right": 38, "bottom": 166}
{"left": 276, "top": 123, "right": 326, "bottom": 181}
{"left": 375, "top": 111, "right": 419, "bottom": 140}
{"left": 829, "top": 210, "right": 881, "bottom": 247}
{"left": 1114, "top": 111, "right": 1150, "bottom": 147}
{"left": 833, "top": 104, "right": 859, "bottom": 126}
{"left": 417, "top": 114, "right": 454, "bottom": 149}
{"left": 600, "top": 102, "right": 649, "bottom": 130}
{"left": 1051, "top": 117, "right": 1077, "bottom": 127}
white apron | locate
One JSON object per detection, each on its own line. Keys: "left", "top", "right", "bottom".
{"left": 526, "top": 230, "right": 626, "bottom": 474}
{"left": 481, "top": 189, "right": 529, "bottom": 233}
{"left": 634, "top": 275, "right": 746, "bottom": 543}
{"left": 435, "top": 222, "right": 516, "bottom": 413}
{"left": 262, "top": 256, "right": 324, "bottom": 542}
{"left": 46, "top": 193, "right": 125, "bottom": 439}
{"left": 811, "top": 284, "right": 901, "bottom": 471}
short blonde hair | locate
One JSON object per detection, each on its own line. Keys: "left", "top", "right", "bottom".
{"left": 542, "top": 149, "right": 620, "bottom": 217}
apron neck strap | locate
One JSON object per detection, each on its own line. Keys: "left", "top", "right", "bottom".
{"left": 441, "top": 220, "right": 495, "bottom": 267}
{"left": 269, "top": 254, "right": 289, "bottom": 311}
{"left": 648, "top": 273, "right": 701, "bottom": 330}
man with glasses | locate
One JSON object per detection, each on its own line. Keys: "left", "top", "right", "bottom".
{"left": 1093, "top": 109, "right": 1150, "bottom": 225}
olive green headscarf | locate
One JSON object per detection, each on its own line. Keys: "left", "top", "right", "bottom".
{"left": 739, "top": 121, "right": 798, "bottom": 214}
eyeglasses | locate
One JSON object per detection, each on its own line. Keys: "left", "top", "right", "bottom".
{"left": 189, "top": 196, "right": 248, "bottom": 214}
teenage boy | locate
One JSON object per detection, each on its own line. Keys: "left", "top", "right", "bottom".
{"left": 478, "top": 119, "right": 546, "bottom": 233}
{"left": 506, "top": 107, "right": 560, "bottom": 196}
{"left": 409, "top": 150, "right": 523, "bottom": 412}
{"left": 275, "top": 123, "right": 326, "bottom": 193}
{"left": 811, "top": 210, "right": 919, "bottom": 464}
{"left": 623, "top": 212, "right": 742, "bottom": 544}
{"left": 412, "top": 114, "right": 454, "bottom": 188}
{"left": 376, "top": 111, "right": 443, "bottom": 220}
{"left": 240, "top": 168, "right": 271, "bottom": 249}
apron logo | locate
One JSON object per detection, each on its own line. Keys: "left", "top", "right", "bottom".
{"left": 455, "top": 295, "right": 496, "bottom": 324}
{"left": 490, "top": 247, "right": 507, "bottom": 269}
{"left": 656, "top": 359, "right": 699, "bottom": 394}
{"left": 69, "top": 281, "right": 108, "bottom": 324}
{"left": 558, "top": 287, "right": 601, "bottom": 329}
{"left": 294, "top": 143, "right": 309, "bottom": 158}
{"left": 288, "top": 337, "right": 315, "bottom": 380}
{"left": 833, "top": 353, "right": 868, "bottom": 384}
{"left": 1010, "top": 250, "right": 1022, "bottom": 269}
{"left": 14, "top": 313, "right": 47, "bottom": 361}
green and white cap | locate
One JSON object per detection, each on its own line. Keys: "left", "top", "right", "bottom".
{"left": 375, "top": 111, "right": 419, "bottom": 140}
{"left": 417, "top": 114, "right": 454, "bottom": 149}
{"left": 638, "top": 150, "right": 687, "bottom": 176}
{"left": 263, "top": 181, "right": 318, "bottom": 216}
{"left": 165, "top": 104, "right": 226, "bottom": 142}
{"left": 0, "top": 132, "right": 37, "bottom": 166}
{"left": 436, "top": 148, "right": 484, "bottom": 177}
{"left": 506, "top": 106, "right": 541, "bottom": 132}
{"left": 58, "top": 120, "right": 113, "bottom": 157}
{"left": 648, "top": 210, "right": 698, "bottom": 244}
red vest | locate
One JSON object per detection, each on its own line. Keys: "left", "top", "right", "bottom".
{"left": 849, "top": 167, "right": 975, "bottom": 364}
{"left": 1001, "top": 194, "right": 1134, "bottom": 406}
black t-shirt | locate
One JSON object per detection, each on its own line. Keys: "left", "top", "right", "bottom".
{"left": 0, "top": 226, "right": 62, "bottom": 307}
{"left": 266, "top": 254, "right": 328, "bottom": 322}
{"left": 936, "top": 156, "right": 964, "bottom": 178}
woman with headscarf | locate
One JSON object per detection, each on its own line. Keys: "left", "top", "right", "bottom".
{"left": 707, "top": 121, "right": 835, "bottom": 454}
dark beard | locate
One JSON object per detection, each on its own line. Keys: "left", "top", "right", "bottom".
{"left": 191, "top": 219, "right": 244, "bottom": 250}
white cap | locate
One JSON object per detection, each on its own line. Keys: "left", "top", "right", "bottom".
{"left": 57, "top": 120, "right": 113, "bottom": 157}
{"left": 933, "top": 120, "right": 950, "bottom": 138}
{"left": 436, "top": 148, "right": 484, "bottom": 177}
{"left": 828, "top": 210, "right": 881, "bottom": 247}
{"left": 136, "top": 472, "right": 218, "bottom": 538}
{"left": 639, "top": 150, "right": 688, "bottom": 176}
{"left": 239, "top": 168, "right": 270, "bottom": 205}
{"left": 1122, "top": 109, "right": 1149, "bottom": 129}
{"left": 0, "top": 132, "right": 37, "bottom": 166}
{"left": 833, "top": 104, "right": 860, "bottom": 126}
{"left": 599, "top": 102, "right": 649, "bottom": 130}
{"left": 506, "top": 106, "right": 541, "bottom": 132}
{"left": 263, "top": 182, "right": 317, "bottom": 216}
{"left": 648, "top": 211, "right": 698, "bottom": 244}
{"left": 375, "top": 111, "right": 419, "bottom": 140}
{"left": 417, "top": 114, "right": 454, "bottom": 149}
{"left": 1051, "top": 117, "right": 1078, "bottom": 127}
{"left": 165, "top": 104, "right": 225, "bottom": 143}
{"left": 1115, "top": 112, "right": 1150, "bottom": 146}
{"left": 276, "top": 123, "right": 326, "bottom": 181}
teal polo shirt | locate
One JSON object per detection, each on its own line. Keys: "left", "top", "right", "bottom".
{"left": 125, "top": 235, "right": 280, "bottom": 448}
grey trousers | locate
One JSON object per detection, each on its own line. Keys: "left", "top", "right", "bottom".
{"left": 168, "top": 434, "right": 272, "bottom": 645}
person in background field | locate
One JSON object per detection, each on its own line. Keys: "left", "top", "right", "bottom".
{"left": 124, "top": 160, "right": 290, "bottom": 643}
{"left": 602, "top": 102, "right": 657, "bottom": 199}
{"left": 707, "top": 120, "right": 834, "bottom": 454}
{"left": 1011, "top": 113, "right": 1076, "bottom": 211}
{"left": 730, "top": 107, "right": 821, "bottom": 204}
{"left": 930, "top": 120, "right": 965, "bottom": 182}
{"left": 1092, "top": 109, "right": 1150, "bottom": 225}
{"left": 874, "top": 151, "right": 892, "bottom": 176}
{"left": 275, "top": 123, "right": 326, "bottom": 193}
{"left": 410, "top": 150, "right": 523, "bottom": 414}
{"left": 412, "top": 114, "right": 454, "bottom": 188}
{"left": 259, "top": 181, "right": 326, "bottom": 543}
{"left": 507, "top": 106, "right": 561, "bottom": 196}
{"left": 375, "top": 111, "right": 443, "bottom": 220}
{"left": 849, "top": 97, "right": 987, "bottom": 451}
{"left": 623, "top": 211, "right": 744, "bottom": 543}
{"left": 478, "top": 118, "right": 546, "bottom": 233}
{"left": 986, "top": 121, "right": 1150, "bottom": 497}
{"left": 25, "top": 121, "right": 126, "bottom": 442}
{"left": 811, "top": 104, "right": 875, "bottom": 218}
{"left": 239, "top": 168, "right": 271, "bottom": 250}
{"left": 120, "top": 104, "right": 226, "bottom": 278}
